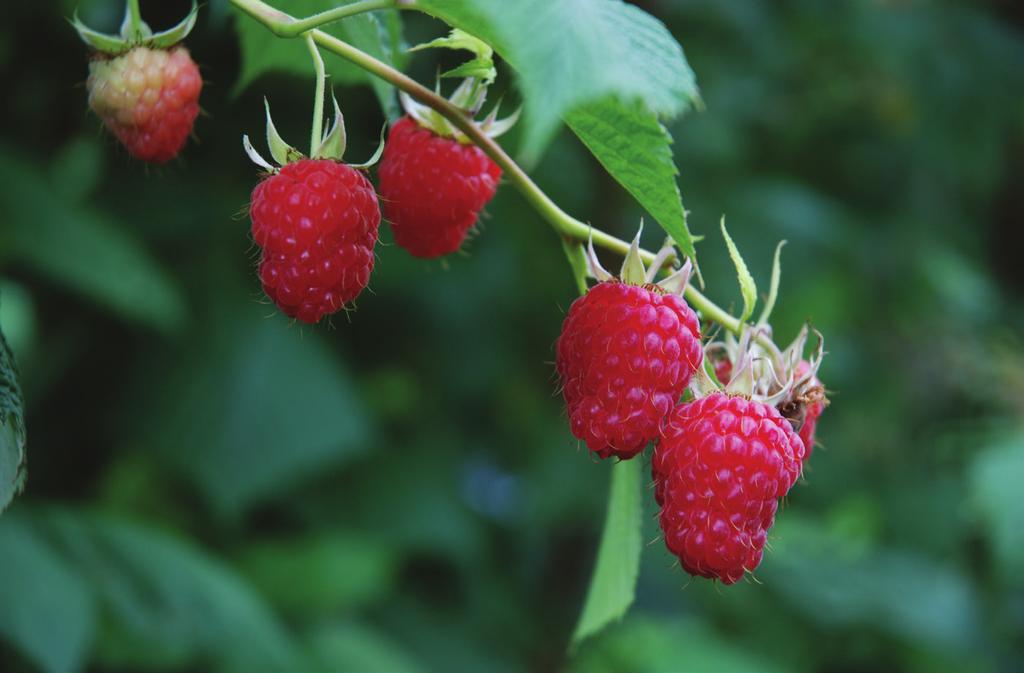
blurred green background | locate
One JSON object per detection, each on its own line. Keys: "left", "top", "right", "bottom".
{"left": 2, "top": 0, "right": 1024, "bottom": 672}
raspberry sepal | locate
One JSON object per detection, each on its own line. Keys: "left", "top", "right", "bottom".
{"left": 72, "top": 0, "right": 197, "bottom": 55}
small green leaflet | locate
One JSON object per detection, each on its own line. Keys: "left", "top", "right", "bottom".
{"left": 720, "top": 218, "right": 757, "bottom": 324}
{"left": 409, "top": 28, "right": 496, "bottom": 84}
{"left": 0, "top": 156, "right": 186, "bottom": 333}
{"left": 0, "top": 314, "right": 25, "bottom": 514}
{"left": 565, "top": 101, "right": 697, "bottom": 265}
{"left": 570, "top": 458, "right": 642, "bottom": 648}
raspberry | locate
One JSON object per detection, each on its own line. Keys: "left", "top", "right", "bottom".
{"left": 556, "top": 281, "right": 703, "bottom": 459}
{"left": 378, "top": 116, "right": 502, "bottom": 258}
{"left": 87, "top": 46, "right": 202, "bottom": 163}
{"left": 249, "top": 159, "right": 381, "bottom": 324}
{"left": 653, "top": 392, "right": 806, "bottom": 584}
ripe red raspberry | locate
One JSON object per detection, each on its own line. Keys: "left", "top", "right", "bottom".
{"left": 556, "top": 281, "right": 703, "bottom": 460}
{"left": 87, "top": 46, "right": 202, "bottom": 163}
{"left": 249, "top": 159, "right": 381, "bottom": 324}
{"left": 653, "top": 392, "right": 806, "bottom": 584}
{"left": 378, "top": 116, "right": 502, "bottom": 258}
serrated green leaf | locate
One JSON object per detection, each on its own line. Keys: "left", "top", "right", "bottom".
{"left": 0, "top": 514, "right": 95, "bottom": 673}
{"left": 969, "top": 435, "right": 1024, "bottom": 580}
{"left": 412, "top": 0, "right": 700, "bottom": 159}
{"left": 144, "top": 303, "right": 372, "bottom": 517}
{"left": 566, "top": 101, "right": 697, "bottom": 263}
{"left": 0, "top": 314, "right": 25, "bottom": 514}
{"left": 306, "top": 622, "right": 426, "bottom": 673}
{"left": 570, "top": 458, "right": 642, "bottom": 648}
{"left": 0, "top": 152, "right": 186, "bottom": 333}
{"left": 239, "top": 533, "right": 397, "bottom": 615}
{"left": 720, "top": 218, "right": 757, "bottom": 323}
{"left": 765, "top": 515, "right": 982, "bottom": 652}
{"left": 40, "top": 509, "right": 300, "bottom": 671}
{"left": 568, "top": 617, "right": 791, "bottom": 673}
{"left": 234, "top": 0, "right": 404, "bottom": 116}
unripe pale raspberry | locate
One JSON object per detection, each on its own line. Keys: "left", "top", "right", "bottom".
{"left": 556, "top": 281, "right": 703, "bottom": 459}
{"left": 653, "top": 392, "right": 806, "bottom": 584}
{"left": 378, "top": 116, "right": 502, "bottom": 258}
{"left": 87, "top": 46, "right": 202, "bottom": 163}
{"left": 249, "top": 159, "right": 380, "bottom": 324}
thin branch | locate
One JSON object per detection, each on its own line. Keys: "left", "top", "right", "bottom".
{"left": 305, "top": 34, "right": 326, "bottom": 156}
{"left": 228, "top": 0, "right": 744, "bottom": 336}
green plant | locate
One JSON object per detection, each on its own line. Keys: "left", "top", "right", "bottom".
{"left": 223, "top": 0, "right": 831, "bottom": 646}
{"left": 16, "top": 0, "right": 833, "bottom": 656}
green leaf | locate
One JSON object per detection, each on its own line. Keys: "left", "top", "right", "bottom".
{"left": 570, "top": 458, "right": 642, "bottom": 648}
{"left": 568, "top": 617, "right": 792, "bottom": 673}
{"left": 412, "top": 0, "right": 700, "bottom": 159}
{"left": 0, "top": 514, "right": 96, "bottom": 673}
{"left": 306, "top": 622, "right": 426, "bottom": 673}
{"left": 765, "top": 515, "right": 982, "bottom": 651}
{"left": 234, "top": 0, "right": 404, "bottom": 116}
{"left": 566, "top": 101, "right": 697, "bottom": 263}
{"left": 238, "top": 533, "right": 397, "bottom": 615}
{"left": 969, "top": 434, "right": 1024, "bottom": 580}
{"left": 146, "top": 304, "right": 372, "bottom": 516}
{"left": 719, "top": 218, "right": 757, "bottom": 323}
{"left": 0, "top": 151, "right": 186, "bottom": 333}
{"left": 40, "top": 509, "right": 299, "bottom": 672}
{"left": 0, "top": 299, "right": 26, "bottom": 514}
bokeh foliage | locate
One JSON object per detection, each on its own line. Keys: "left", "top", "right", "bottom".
{"left": 1, "top": 0, "right": 1023, "bottom": 672}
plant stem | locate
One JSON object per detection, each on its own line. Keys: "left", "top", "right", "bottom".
{"left": 237, "top": 0, "right": 397, "bottom": 38}
{"left": 228, "top": 0, "right": 744, "bottom": 336}
{"left": 126, "top": 0, "right": 144, "bottom": 38}
{"left": 306, "top": 34, "right": 326, "bottom": 157}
